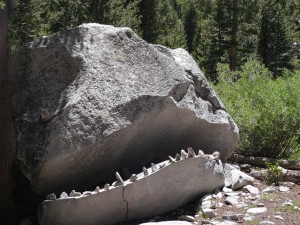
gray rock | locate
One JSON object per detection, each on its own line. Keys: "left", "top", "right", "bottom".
{"left": 246, "top": 207, "right": 267, "bottom": 214}
{"left": 222, "top": 214, "right": 243, "bottom": 221}
{"left": 224, "top": 164, "right": 254, "bottom": 190}
{"left": 279, "top": 186, "right": 290, "bottom": 192}
{"left": 225, "top": 196, "right": 239, "bottom": 205}
{"left": 274, "top": 215, "right": 284, "bottom": 220}
{"left": 240, "top": 164, "right": 252, "bottom": 173}
{"left": 202, "top": 208, "right": 216, "bottom": 218}
{"left": 8, "top": 23, "right": 239, "bottom": 195}
{"left": 243, "top": 185, "right": 259, "bottom": 195}
{"left": 201, "top": 200, "right": 212, "bottom": 209}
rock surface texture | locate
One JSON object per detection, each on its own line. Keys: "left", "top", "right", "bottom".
{"left": 38, "top": 150, "right": 224, "bottom": 225}
{"left": 8, "top": 23, "right": 238, "bottom": 195}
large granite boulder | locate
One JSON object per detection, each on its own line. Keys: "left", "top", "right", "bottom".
{"left": 8, "top": 23, "right": 238, "bottom": 195}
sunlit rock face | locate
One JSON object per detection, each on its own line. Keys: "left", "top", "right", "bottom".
{"left": 8, "top": 23, "right": 239, "bottom": 195}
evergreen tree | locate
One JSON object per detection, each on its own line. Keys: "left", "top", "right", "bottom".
{"left": 139, "top": 0, "right": 185, "bottom": 49}
{"left": 9, "top": 0, "right": 46, "bottom": 50}
{"left": 258, "top": 0, "right": 294, "bottom": 77}
{"left": 183, "top": 0, "right": 198, "bottom": 52}
{"left": 90, "top": 0, "right": 141, "bottom": 35}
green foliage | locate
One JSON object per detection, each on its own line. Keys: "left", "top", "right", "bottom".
{"left": 258, "top": 0, "right": 296, "bottom": 77}
{"left": 0, "top": 0, "right": 5, "bottom": 9}
{"left": 214, "top": 59, "right": 300, "bottom": 159}
{"left": 139, "top": 0, "right": 186, "bottom": 49}
{"left": 264, "top": 161, "right": 284, "bottom": 185}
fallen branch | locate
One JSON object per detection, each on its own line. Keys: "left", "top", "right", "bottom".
{"left": 250, "top": 168, "right": 300, "bottom": 184}
{"left": 229, "top": 154, "right": 300, "bottom": 170}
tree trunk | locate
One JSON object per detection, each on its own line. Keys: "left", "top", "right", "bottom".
{"left": 0, "top": 1, "right": 17, "bottom": 224}
{"left": 230, "top": 0, "right": 238, "bottom": 71}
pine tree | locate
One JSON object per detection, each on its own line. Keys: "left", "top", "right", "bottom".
{"left": 183, "top": 0, "right": 198, "bottom": 52}
{"left": 258, "top": 0, "right": 294, "bottom": 77}
{"left": 90, "top": 0, "right": 141, "bottom": 35}
{"left": 139, "top": 0, "right": 185, "bottom": 49}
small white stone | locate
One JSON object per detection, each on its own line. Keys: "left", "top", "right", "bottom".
{"left": 274, "top": 215, "right": 284, "bottom": 220}
{"left": 177, "top": 215, "right": 195, "bottom": 222}
{"left": 262, "top": 187, "right": 275, "bottom": 193}
{"left": 225, "top": 196, "right": 239, "bottom": 205}
{"left": 279, "top": 186, "right": 290, "bottom": 192}
{"left": 294, "top": 206, "right": 300, "bottom": 211}
{"left": 282, "top": 202, "right": 293, "bottom": 206}
{"left": 243, "top": 185, "right": 260, "bottom": 195}
{"left": 201, "top": 200, "right": 212, "bottom": 209}
{"left": 243, "top": 216, "right": 253, "bottom": 221}
{"left": 246, "top": 207, "right": 267, "bottom": 214}
{"left": 215, "top": 221, "right": 237, "bottom": 225}
{"left": 202, "top": 194, "right": 213, "bottom": 201}
{"left": 202, "top": 209, "right": 216, "bottom": 219}
{"left": 260, "top": 221, "right": 275, "bottom": 224}
{"left": 223, "top": 187, "right": 233, "bottom": 193}
{"left": 225, "top": 192, "right": 240, "bottom": 196}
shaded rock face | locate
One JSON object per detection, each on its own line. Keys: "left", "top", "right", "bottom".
{"left": 8, "top": 23, "right": 238, "bottom": 195}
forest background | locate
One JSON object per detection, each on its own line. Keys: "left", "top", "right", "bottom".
{"left": 3, "top": 0, "right": 300, "bottom": 159}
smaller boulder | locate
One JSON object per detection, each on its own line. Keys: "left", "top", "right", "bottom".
{"left": 224, "top": 164, "right": 254, "bottom": 190}
{"left": 243, "top": 185, "right": 260, "bottom": 195}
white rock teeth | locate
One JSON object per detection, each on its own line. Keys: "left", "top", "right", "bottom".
{"left": 94, "top": 186, "right": 100, "bottom": 193}
{"left": 187, "top": 147, "right": 196, "bottom": 158}
{"left": 159, "top": 163, "right": 166, "bottom": 169}
{"left": 104, "top": 183, "right": 110, "bottom": 191}
{"left": 69, "top": 190, "right": 81, "bottom": 197}
{"left": 143, "top": 166, "right": 149, "bottom": 176}
{"left": 60, "top": 192, "right": 68, "bottom": 199}
{"left": 181, "top": 149, "right": 188, "bottom": 159}
{"left": 168, "top": 156, "right": 175, "bottom": 163}
{"left": 112, "top": 181, "right": 122, "bottom": 187}
{"left": 82, "top": 191, "right": 93, "bottom": 196}
{"left": 116, "top": 172, "right": 124, "bottom": 185}
{"left": 46, "top": 193, "right": 56, "bottom": 200}
{"left": 198, "top": 150, "right": 205, "bottom": 156}
{"left": 151, "top": 163, "right": 158, "bottom": 172}
{"left": 212, "top": 151, "right": 220, "bottom": 160}
{"left": 175, "top": 153, "right": 181, "bottom": 161}
{"left": 130, "top": 174, "right": 137, "bottom": 182}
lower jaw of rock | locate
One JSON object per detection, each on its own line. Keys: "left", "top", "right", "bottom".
{"left": 38, "top": 148, "right": 224, "bottom": 225}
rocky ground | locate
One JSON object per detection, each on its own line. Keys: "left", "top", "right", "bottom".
{"left": 19, "top": 163, "right": 300, "bottom": 225}
{"left": 120, "top": 165, "right": 300, "bottom": 225}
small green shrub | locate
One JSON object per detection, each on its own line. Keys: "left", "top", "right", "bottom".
{"left": 214, "top": 59, "right": 300, "bottom": 159}
{"left": 265, "top": 161, "right": 284, "bottom": 185}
